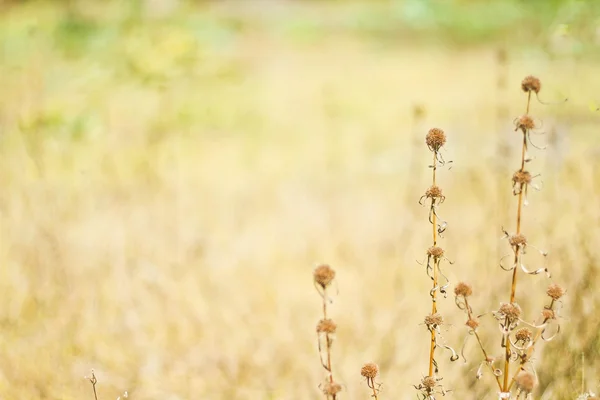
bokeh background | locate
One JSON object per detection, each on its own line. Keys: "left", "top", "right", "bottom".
{"left": 1, "top": 0, "right": 600, "bottom": 399}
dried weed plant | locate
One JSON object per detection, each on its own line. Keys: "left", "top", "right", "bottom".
{"left": 454, "top": 76, "right": 566, "bottom": 399}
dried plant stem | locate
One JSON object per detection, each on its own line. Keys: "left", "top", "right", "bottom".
{"left": 322, "top": 292, "right": 334, "bottom": 388}
{"left": 503, "top": 91, "right": 531, "bottom": 392}
{"left": 428, "top": 151, "right": 439, "bottom": 378}
{"left": 368, "top": 378, "right": 379, "bottom": 400}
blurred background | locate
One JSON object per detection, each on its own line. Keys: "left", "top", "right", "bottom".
{"left": 0, "top": 0, "right": 599, "bottom": 399}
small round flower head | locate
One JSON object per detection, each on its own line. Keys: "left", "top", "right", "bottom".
{"left": 454, "top": 282, "right": 473, "bottom": 297}
{"left": 314, "top": 264, "right": 335, "bottom": 288}
{"left": 421, "top": 376, "right": 437, "bottom": 389}
{"left": 427, "top": 246, "right": 444, "bottom": 258}
{"left": 426, "top": 128, "right": 446, "bottom": 151}
{"left": 515, "top": 371, "right": 537, "bottom": 393}
{"left": 547, "top": 283, "right": 565, "bottom": 300}
{"left": 360, "top": 363, "right": 379, "bottom": 379}
{"left": 424, "top": 313, "right": 443, "bottom": 327}
{"left": 541, "top": 308, "right": 555, "bottom": 320}
{"left": 316, "top": 319, "right": 337, "bottom": 334}
{"left": 516, "top": 115, "right": 535, "bottom": 132}
{"left": 509, "top": 234, "right": 527, "bottom": 247}
{"left": 322, "top": 381, "right": 342, "bottom": 396}
{"left": 466, "top": 318, "right": 480, "bottom": 330}
{"left": 521, "top": 75, "right": 541, "bottom": 94}
{"left": 425, "top": 185, "right": 443, "bottom": 199}
{"left": 499, "top": 303, "right": 522, "bottom": 320}
{"left": 515, "top": 327, "right": 533, "bottom": 342}
{"left": 513, "top": 170, "right": 532, "bottom": 185}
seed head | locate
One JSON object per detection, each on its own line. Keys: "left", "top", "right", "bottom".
{"left": 509, "top": 234, "right": 527, "bottom": 247}
{"left": 427, "top": 246, "right": 444, "bottom": 258}
{"left": 516, "top": 115, "right": 535, "bottom": 132}
{"left": 360, "top": 363, "right": 379, "bottom": 379}
{"left": 541, "top": 308, "right": 555, "bottom": 320}
{"left": 515, "top": 328, "right": 533, "bottom": 342}
{"left": 454, "top": 282, "right": 473, "bottom": 297}
{"left": 425, "top": 185, "right": 443, "bottom": 199}
{"left": 466, "top": 318, "right": 480, "bottom": 330}
{"left": 426, "top": 128, "right": 446, "bottom": 151}
{"left": 421, "top": 376, "right": 437, "bottom": 389}
{"left": 513, "top": 170, "right": 532, "bottom": 185}
{"left": 547, "top": 283, "right": 565, "bottom": 300}
{"left": 322, "top": 381, "right": 342, "bottom": 396}
{"left": 521, "top": 75, "right": 541, "bottom": 94}
{"left": 515, "top": 371, "right": 537, "bottom": 393}
{"left": 424, "top": 313, "right": 443, "bottom": 327}
{"left": 499, "top": 303, "right": 522, "bottom": 320}
{"left": 316, "top": 319, "right": 337, "bottom": 334}
{"left": 314, "top": 264, "right": 335, "bottom": 288}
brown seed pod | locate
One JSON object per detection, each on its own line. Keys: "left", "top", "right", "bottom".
{"left": 515, "top": 371, "right": 537, "bottom": 393}
{"left": 541, "top": 308, "right": 555, "bottom": 320}
{"left": 466, "top": 318, "right": 480, "bottom": 330}
{"left": 314, "top": 264, "right": 336, "bottom": 288}
{"left": 322, "top": 381, "right": 342, "bottom": 396}
{"left": 509, "top": 234, "right": 527, "bottom": 247}
{"left": 521, "top": 75, "right": 541, "bottom": 94}
{"left": 454, "top": 282, "right": 473, "bottom": 297}
{"left": 316, "top": 319, "right": 337, "bottom": 334}
{"left": 425, "top": 128, "right": 446, "bottom": 151}
{"left": 424, "top": 313, "right": 443, "bottom": 327}
{"left": 425, "top": 185, "right": 443, "bottom": 199}
{"left": 427, "top": 246, "right": 444, "bottom": 259}
{"left": 421, "top": 376, "right": 437, "bottom": 389}
{"left": 546, "top": 283, "right": 565, "bottom": 300}
{"left": 512, "top": 170, "right": 532, "bottom": 185}
{"left": 515, "top": 328, "right": 533, "bottom": 342}
{"left": 360, "top": 363, "right": 379, "bottom": 379}
{"left": 516, "top": 115, "right": 535, "bottom": 133}
{"left": 499, "top": 303, "right": 522, "bottom": 320}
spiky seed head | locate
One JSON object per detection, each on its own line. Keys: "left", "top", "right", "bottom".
{"left": 426, "top": 128, "right": 446, "bottom": 151}
{"left": 515, "top": 371, "right": 537, "bottom": 393}
{"left": 361, "top": 363, "right": 379, "bottom": 379}
{"left": 454, "top": 282, "right": 473, "bottom": 297}
{"left": 425, "top": 185, "right": 443, "bottom": 199}
{"left": 466, "top": 318, "right": 479, "bottom": 330}
{"left": 427, "top": 246, "right": 444, "bottom": 258}
{"left": 314, "top": 264, "right": 335, "bottom": 288}
{"left": 547, "top": 283, "right": 565, "bottom": 300}
{"left": 509, "top": 234, "right": 527, "bottom": 247}
{"left": 322, "top": 381, "right": 342, "bottom": 396}
{"left": 516, "top": 115, "right": 535, "bottom": 132}
{"left": 513, "top": 170, "right": 532, "bottom": 185}
{"left": 421, "top": 376, "right": 437, "bottom": 389}
{"left": 541, "top": 308, "right": 555, "bottom": 320}
{"left": 424, "top": 313, "right": 443, "bottom": 327}
{"left": 316, "top": 319, "right": 337, "bottom": 334}
{"left": 499, "top": 303, "right": 522, "bottom": 320}
{"left": 515, "top": 328, "right": 533, "bottom": 342}
{"left": 521, "top": 75, "right": 541, "bottom": 94}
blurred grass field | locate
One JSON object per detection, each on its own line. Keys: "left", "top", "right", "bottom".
{"left": 1, "top": 1, "right": 600, "bottom": 399}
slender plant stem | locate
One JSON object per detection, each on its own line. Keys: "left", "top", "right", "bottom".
{"left": 502, "top": 91, "right": 532, "bottom": 392}
{"left": 369, "top": 378, "right": 379, "bottom": 400}
{"left": 322, "top": 291, "right": 335, "bottom": 395}
{"left": 428, "top": 151, "right": 438, "bottom": 377}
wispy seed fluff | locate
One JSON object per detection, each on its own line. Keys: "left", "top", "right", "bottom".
{"left": 521, "top": 75, "right": 542, "bottom": 94}
{"left": 454, "top": 282, "right": 473, "bottom": 297}
{"left": 425, "top": 185, "right": 443, "bottom": 199}
{"left": 546, "top": 283, "right": 566, "bottom": 300}
{"left": 316, "top": 319, "right": 337, "bottom": 334}
{"left": 424, "top": 313, "right": 444, "bottom": 327}
{"left": 509, "top": 234, "right": 527, "bottom": 247}
{"left": 360, "top": 363, "right": 379, "bottom": 379}
{"left": 499, "top": 303, "right": 522, "bottom": 320}
{"left": 314, "top": 264, "right": 336, "bottom": 288}
{"left": 427, "top": 246, "right": 444, "bottom": 258}
{"left": 515, "top": 328, "right": 533, "bottom": 342}
{"left": 512, "top": 170, "right": 532, "bottom": 185}
{"left": 516, "top": 115, "right": 535, "bottom": 132}
{"left": 421, "top": 376, "right": 437, "bottom": 389}
{"left": 322, "top": 381, "right": 342, "bottom": 396}
{"left": 515, "top": 371, "right": 537, "bottom": 393}
{"left": 425, "top": 128, "right": 446, "bottom": 151}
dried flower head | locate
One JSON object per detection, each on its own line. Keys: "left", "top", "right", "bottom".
{"left": 509, "top": 234, "right": 527, "bottom": 247}
{"left": 360, "top": 363, "right": 379, "bottom": 379}
{"left": 499, "top": 303, "right": 522, "bottom": 320}
{"left": 513, "top": 170, "right": 532, "bottom": 185}
{"left": 427, "top": 246, "right": 444, "bottom": 258}
{"left": 466, "top": 318, "right": 479, "bottom": 330}
{"left": 515, "top": 371, "right": 537, "bottom": 393}
{"left": 316, "top": 319, "right": 337, "bottom": 334}
{"left": 516, "top": 115, "right": 535, "bottom": 132}
{"left": 421, "top": 376, "right": 437, "bottom": 389}
{"left": 521, "top": 75, "right": 541, "bottom": 94}
{"left": 424, "top": 313, "right": 444, "bottom": 327}
{"left": 425, "top": 185, "right": 443, "bottom": 199}
{"left": 547, "top": 283, "right": 565, "bottom": 300}
{"left": 454, "top": 282, "right": 473, "bottom": 297}
{"left": 426, "top": 128, "right": 446, "bottom": 151}
{"left": 515, "top": 328, "right": 533, "bottom": 342}
{"left": 541, "top": 308, "right": 555, "bottom": 320}
{"left": 314, "top": 264, "right": 336, "bottom": 288}
{"left": 322, "top": 381, "right": 342, "bottom": 396}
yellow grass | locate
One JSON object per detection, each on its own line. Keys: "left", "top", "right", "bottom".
{"left": 0, "top": 2, "right": 599, "bottom": 399}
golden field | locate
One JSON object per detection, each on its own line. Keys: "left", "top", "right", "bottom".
{"left": 0, "top": 1, "right": 599, "bottom": 399}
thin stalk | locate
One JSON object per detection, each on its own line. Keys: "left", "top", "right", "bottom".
{"left": 503, "top": 92, "right": 531, "bottom": 392}
{"left": 322, "top": 290, "right": 335, "bottom": 394}
{"left": 428, "top": 150, "right": 438, "bottom": 377}
{"left": 368, "top": 378, "right": 379, "bottom": 400}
